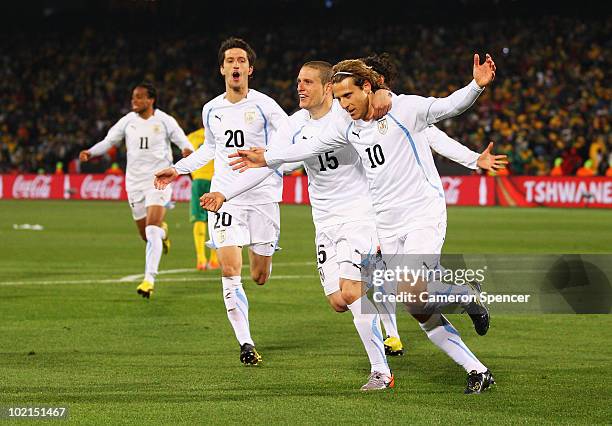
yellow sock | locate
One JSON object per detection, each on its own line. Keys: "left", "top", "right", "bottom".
{"left": 209, "top": 247, "right": 218, "bottom": 264}
{"left": 193, "top": 221, "right": 206, "bottom": 265}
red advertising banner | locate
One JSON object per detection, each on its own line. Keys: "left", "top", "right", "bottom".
{"left": 1, "top": 174, "right": 611, "bottom": 208}
{"left": 282, "top": 175, "right": 310, "bottom": 205}
{"left": 496, "top": 176, "right": 612, "bottom": 208}
{"left": 440, "top": 176, "right": 495, "bottom": 206}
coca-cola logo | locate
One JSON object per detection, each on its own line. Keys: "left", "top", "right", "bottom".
{"left": 80, "top": 175, "right": 124, "bottom": 199}
{"left": 172, "top": 176, "right": 192, "bottom": 201}
{"left": 441, "top": 177, "right": 462, "bottom": 205}
{"left": 12, "top": 175, "right": 52, "bottom": 199}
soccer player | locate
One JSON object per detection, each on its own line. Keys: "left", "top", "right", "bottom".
{"left": 204, "top": 60, "right": 504, "bottom": 391}
{"left": 186, "top": 128, "right": 219, "bottom": 271}
{"left": 229, "top": 56, "right": 506, "bottom": 393}
{"left": 79, "top": 81, "right": 193, "bottom": 298}
{"left": 153, "top": 37, "right": 290, "bottom": 366}
{"left": 154, "top": 39, "right": 394, "bottom": 367}
{"left": 200, "top": 61, "right": 395, "bottom": 390}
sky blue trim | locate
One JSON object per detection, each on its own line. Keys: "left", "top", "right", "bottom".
{"left": 371, "top": 315, "right": 389, "bottom": 367}
{"left": 344, "top": 122, "right": 354, "bottom": 142}
{"left": 291, "top": 125, "right": 306, "bottom": 145}
{"left": 255, "top": 105, "right": 268, "bottom": 145}
{"left": 448, "top": 338, "right": 479, "bottom": 363}
{"left": 443, "top": 322, "right": 461, "bottom": 337}
{"left": 387, "top": 113, "right": 444, "bottom": 198}
{"left": 208, "top": 220, "right": 219, "bottom": 249}
{"left": 205, "top": 108, "right": 214, "bottom": 130}
{"left": 236, "top": 286, "right": 249, "bottom": 309}
{"left": 236, "top": 302, "right": 250, "bottom": 328}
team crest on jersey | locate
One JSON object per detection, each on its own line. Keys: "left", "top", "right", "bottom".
{"left": 244, "top": 110, "right": 256, "bottom": 124}
{"left": 377, "top": 118, "right": 388, "bottom": 134}
{"left": 217, "top": 229, "right": 226, "bottom": 243}
{"left": 153, "top": 124, "right": 162, "bottom": 134}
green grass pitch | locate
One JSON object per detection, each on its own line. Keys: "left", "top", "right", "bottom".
{"left": 0, "top": 200, "right": 611, "bottom": 424}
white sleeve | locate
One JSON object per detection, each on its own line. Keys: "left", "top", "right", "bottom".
{"left": 267, "top": 99, "right": 290, "bottom": 132}
{"left": 282, "top": 161, "right": 304, "bottom": 173}
{"left": 264, "top": 116, "right": 350, "bottom": 168}
{"left": 222, "top": 168, "right": 277, "bottom": 201}
{"left": 414, "top": 80, "right": 484, "bottom": 126}
{"left": 88, "top": 116, "right": 128, "bottom": 156}
{"left": 425, "top": 125, "right": 479, "bottom": 169}
{"left": 174, "top": 107, "right": 215, "bottom": 175}
{"left": 165, "top": 115, "right": 192, "bottom": 151}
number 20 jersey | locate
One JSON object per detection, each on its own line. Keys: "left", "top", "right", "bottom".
{"left": 203, "top": 89, "right": 287, "bottom": 206}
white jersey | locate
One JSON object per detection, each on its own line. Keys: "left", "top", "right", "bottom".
{"left": 89, "top": 109, "right": 191, "bottom": 192}
{"left": 174, "top": 89, "right": 288, "bottom": 206}
{"left": 290, "top": 101, "right": 375, "bottom": 229}
{"left": 264, "top": 80, "right": 484, "bottom": 236}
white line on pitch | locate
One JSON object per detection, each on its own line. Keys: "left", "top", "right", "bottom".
{"left": 0, "top": 274, "right": 315, "bottom": 287}
{"left": 118, "top": 261, "right": 315, "bottom": 282}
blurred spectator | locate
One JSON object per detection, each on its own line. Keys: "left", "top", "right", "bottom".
{"left": 0, "top": 12, "right": 609, "bottom": 175}
{"left": 561, "top": 147, "right": 582, "bottom": 175}
{"left": 105, "top": 162, "right": 124, "bottom": 175}
{"left": 576, "top": 159, "right": 596, "bottom": 177}
{"left": 550, "top": 157, "right": 564, "bottom": 176}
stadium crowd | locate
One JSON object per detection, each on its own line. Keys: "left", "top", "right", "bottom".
{"left": 0, "top": 13, "right": 610, "bottom": 176}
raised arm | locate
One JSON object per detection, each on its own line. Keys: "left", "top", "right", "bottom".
{"left": 420, "top": 53, "right": 496, "bottom": 125}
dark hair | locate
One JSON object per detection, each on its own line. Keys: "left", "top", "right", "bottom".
{"left": 362, "top": 52, "right": 399, "bottom": 88}
{"left": 302, "top": 61, "right": 333, "bottom": 85}
{"left": 331, "top": 59, "right": 388, "bottom": 91}
{"left": 134, "top": 81, "right": 157, "bottom": 107}
{"left": 218, "top": 37, "right": 257, "bottom": 67}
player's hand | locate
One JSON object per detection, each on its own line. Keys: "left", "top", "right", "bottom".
{"left": 228, "top": 147, "right": 267, "bottom": 173}
{"left": 79, "top": 150, "right": 91, "bottom": 162}
{"left": 370, "top": 89, "right": 393, "bottom": 120}
{"left": 181, "top": 148, "right": 193, "bottom": 158}
{"left": 473, "top": 53, "right": 496, "bottom": 88}
{"left": 154, "top": 167, "right": 179, "bottom": 189}
{"left": 200, "top": 192, "right": 226, "bottom": 212}
{"left": 477, "top": 142, "right": 508, "bottom": 171}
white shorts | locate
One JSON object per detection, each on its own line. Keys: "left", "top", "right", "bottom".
{"left": 315, "top": 221, "right": 379, "bottom": 296}
{"left": 378, "top": 221, "right": 447, "bottom": 271}
{"left": 208, "top": 202, "right": 280, "bottom": 257}
{"left": 127, "top": 185, "right": 173, "bottom": 220}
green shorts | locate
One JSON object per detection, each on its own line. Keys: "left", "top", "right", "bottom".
{"left": 190, "top": 179, "right": 211, "bottom": 223}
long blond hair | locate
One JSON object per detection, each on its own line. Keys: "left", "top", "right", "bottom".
{"left": 331, "top": 59, "right": 388, "bottom": 91}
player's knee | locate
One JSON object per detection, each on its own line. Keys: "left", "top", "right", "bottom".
{"left": 221, "top": 265, "right": 240, "bottom": 276}
{"left": 330, "top": 300, "right": 348, "bottom": 313}
{"left": 250, "top": 270, "right": 269, "bottom": 285}
{"left": 328, "top": 293, "right": 348, "bottom": 312}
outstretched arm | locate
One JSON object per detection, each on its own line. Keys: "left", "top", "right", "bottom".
{"left": 421, "top": 53, "right": 496, "bottom": 125}
{"left": 81, "top": 117, "right": 127, "bottom": 161}
{"left": 229, "top": 116, "right": 351, "bottom": 172}
{"left": 425, "top": 126, "right": 507, "bottom": 171}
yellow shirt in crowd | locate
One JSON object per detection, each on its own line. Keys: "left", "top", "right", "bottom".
{"left": 187, "top": 128, "right": 214, "bottom": 180}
